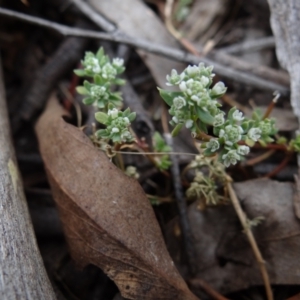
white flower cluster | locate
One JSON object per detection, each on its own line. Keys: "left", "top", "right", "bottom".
{"left": 106, "top": 109, "right": 132, "bottom": 142}
{"left": 161, "top": 65, "right": 277, "bottom": 168}
{"left": 95, "top": 107, "right": 136, "bottom": 144}
{"left": 82, "top": 52, "right": 124, "bottom": 79}
{"left": 125, "top": 166, "right": 140, "bottom": 179}
{"left": 204, "top": 107, "right": 264, "bottom": 167}
{"left": 165, "top": 64, "right": 227, "bottom": 130}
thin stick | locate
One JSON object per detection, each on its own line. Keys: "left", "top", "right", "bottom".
{"left": 264, "top": 154, "right": 292, "bottom": 178}
{"left": 0, "top": 7, "right": 289, "bottom": 94}
{"left": 220, "top": 36, "right": 275, "bottom": 54}
{"left": 70, "top": 0, "right": 116, "bottom": 32}
{"left": 164, "top": 0, "right": 181, "bottom": 40}
{"left": 226, "top": 177, "right": 273, "bottom": 300}
{"left": 162, "top": 108, "right": 196, "bottom": 275}
{"left": 244, "top": 149, "right": 276, "bottom": 166}
{"left": 263, "top": 92, "right": 280, "bottom": 119}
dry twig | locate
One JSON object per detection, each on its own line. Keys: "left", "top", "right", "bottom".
{"left": 227, "top": 177, "right": 273, "bottom": 300}
{"left": 0, "top": 7, "right": 289, "bottom": 94}
{"left": 0, "top": 57, "right": 56, "bottom": 299}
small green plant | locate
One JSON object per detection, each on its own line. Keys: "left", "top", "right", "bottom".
{"left": 74, "top": 47, "right": 300, "bottom": 209}
{"left": 159, "top": 65, "right": 278, "bottom": 167}
{"left": 152, "top": 132, "right": 172, "bottom": 171}
{"left": 174, "top": 0, "right": 194, "bottom": 22}
{"left": 74, "top": 48, "right": 136, "bottom": 145}
{"left": 185, "top": 155, "right": 227, "bottom": 208}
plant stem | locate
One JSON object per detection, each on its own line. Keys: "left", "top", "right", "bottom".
{"left": 244, "top": 149, "right": 276, "bottom": 166}
{"left": 195, "top": 130, "right": 213, "bottom": 141}
{"left": 264, "top": 154, "right": 292, "bottom": 178}
{"left": 226, "top": 177, "right": 273, "bottom": 300}
{"left": 263, "top": 92, "right": 280, "bottom": 119}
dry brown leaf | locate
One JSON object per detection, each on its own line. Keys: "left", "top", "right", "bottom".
{"left": 166, "top": 178, "right": 300, "bottom": 295}
{"left": 35, "top": 96, "right": 198, "bottom": 300}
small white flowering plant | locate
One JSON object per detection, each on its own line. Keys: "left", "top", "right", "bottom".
{"left": 74, "top": 48, "right": 136, "bottom": 145}
{"left": 75, "top": 48, "right": 126, "bottom": 109}
{"left": 159, "top": 64, "right": 278, "bottom": 167}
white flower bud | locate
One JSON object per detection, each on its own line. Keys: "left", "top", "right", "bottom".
{"left": 112, "top": 58, "right": 124, "bottom": 67}
{"left": 206, "top": 139, "right": 220, "bottom": 152}
{"left": 179, "top": 81, "right": 187, "bottom": 92}
{"left": 232, "top": 110, "right": 244, "bottom": 121}
{"left": 200, "top": 76, "right": 209, "bottom": 87}
{"left": 248, "top": 127, "right": 261, "bottom": 141}
{"left": 185, "top": 119, "right": 194, "bottom": 128}
{"left": 222, "top": 150, "right": 240, "bottom": 167}
{"left": 121, "top": 131, "right": 132, "bottom": 142}
{"left": 123, "top": 117, "right": 130, "bottom": 124}
{"left": 191, "top": 95, "right": 200, "bottom": 105}
{"left": 213, "top": 113, "right": 225, "bottom": 127}
{"left": 111, "top": 127, "right": 120, "bottom": 133}
{"left": 237, "top": 145, "right": 250, "bottom": 155}
{"left": 211, "top": 82, "right": 226, "bottom": 97}
{"left": 108, "top": 108, "right": 119, "bottom": 119}
{"left": 166, "top": 69, "right": 183, "bottom": 86}
{"left": 172, "top": 116, "right": 179, "bottom": 124}
{"left": 185, "top": 65, "right": 199, "bottom": 76}
{"left": 173, "top": 96, "right": 186, "bottom": 110}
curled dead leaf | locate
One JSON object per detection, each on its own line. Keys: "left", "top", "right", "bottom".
{"left": 35, "top": 96, "right": 198, "bottom": 300}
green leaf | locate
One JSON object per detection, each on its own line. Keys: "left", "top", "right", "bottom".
{"left": 171, "top": 123, "right": 183, "bottom": 136}
{"left": 109, "top": 92, "right": 122, "bottom": 101}
{"left": 96, "top": 47, "right": 104, "bottom": 60}
{"left": 252, "top": 109, "right": 263, "bottom": 121}
{"left": 227, "top": 107, "right": 237, "bottom": 122}
{"left": 245, "top": 138, "right": 255, "bottom": 147}
{"left": 96, "top": 129, "right": 110, "bottom": 138}
{"left": 128, "top": 112, "right": 136, "bottom": 122}
{"left": 94, "top": 74, "right": 103, "bottom": 85}
{"left": 83, "top": 80, "right": 92, "bottom": 90}
{"left": 82, "top": 97, "right": 94, "bottom": 105}
{"left": 241, "top": 121, "right": 249, "bottom": 132}
{"left": 97, "top": 101, "right": 105, "bottom": 109}
{"left": 76, "top": 86, "right": 88, "bottom": 95}
{"left": 95, "top": 112, "right": 109, "bottom": 124}
{"left": 198, "top": 121, "right": 208, "bottom": 134}
{"left": 123, "top": 107, "right": 130, "bottom": 116}
{"left": 114, "top": 78, "right": 126, "bottom": 85}
{"left": 213, "top": 126, "right": 220, "bottom": 136}
{"left": 158, "top": 88, "right": 183, "bottom": 106}
{"left": 116, "top": 67, "right": 126, "bottom": 74}
{"left": 203, "top": 148, "right": 216, "bottom": 156}
{"left": 196, "top": 107, "right": 214, "bottom": 125}
{"left": 74, "top": 69, "right": 86, "bottom": 76}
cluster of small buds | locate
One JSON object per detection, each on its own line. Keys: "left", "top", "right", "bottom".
{"left": 77, "top": 49, "right": 125, "bottom": 79}
{"left": 125, "top": 166, "right": 140, "bottom": 179}
{"left": 186, "top": 156, "right": 227, "bottom": 207}
{"left": 289, "top": 134, "right": 300, "bottom": 152}
{"left": 204, "top": 107, "right": 276, "bottom": 167}
{"left": 95, "top": 108, "right": 136, "bottom": 144}
{"left": 75, "top": 48, "right": 126, "bottom": 109}
{"left": 160, "top": 64, "right": 279, "bottom": 167}
{"left": 159, "top": 63, "right": 226, "bottom": 136}
{"left": 75, "top": 48, "right": 137, "bottom": 145}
